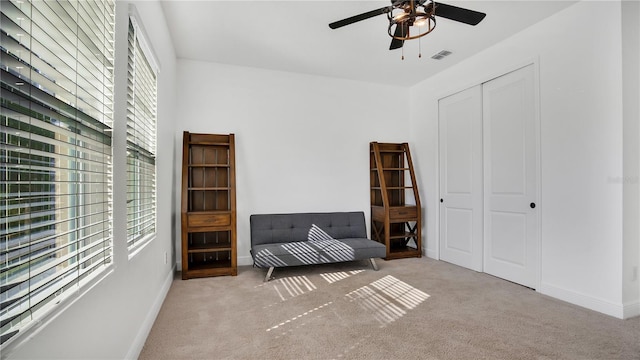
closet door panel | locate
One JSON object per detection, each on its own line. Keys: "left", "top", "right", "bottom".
{"left": 483, "top": 65, "right": 538, "bottom": 289}
{"left": 439, "top": 85, "right": 483, "bottom": 272}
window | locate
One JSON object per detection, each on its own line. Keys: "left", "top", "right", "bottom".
{"left": 126, "top": 15, "right": 157, "bottom": 252}
{"left": 0, "top": 0, "right": 114, "bottom": 344}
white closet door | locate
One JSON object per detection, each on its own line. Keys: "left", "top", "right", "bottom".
{"left": 483, "top": 65, "right": 538, "bottom": 288}
{"left": 439, "top": 85, "right": 483, "bottom": 271}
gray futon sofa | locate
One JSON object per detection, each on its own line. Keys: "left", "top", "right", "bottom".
{"left": 250, "top": 211, "right": 386, "bottom": 281}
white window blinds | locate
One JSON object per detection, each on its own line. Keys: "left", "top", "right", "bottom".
{"left": 0, "top": 0, "right": 114, "bottom": 344}
{"left": 126, "top": 16, "right": 157, "bottom": 251}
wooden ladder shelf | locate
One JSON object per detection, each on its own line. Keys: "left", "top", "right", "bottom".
{"left": 370, "top": 142, "right": 422, "bottom": 260}
{"left": 181, "top": 132, "right": 237, "bottom": 279}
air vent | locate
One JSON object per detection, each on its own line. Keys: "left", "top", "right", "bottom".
{"left": 431, "top": 50, "right": 452, "bottom": 60}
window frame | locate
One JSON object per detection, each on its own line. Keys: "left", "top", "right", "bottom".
{"left": 0, "top": 0, "right": 115, "bottom": 346}
{"left": 125, "top": 9, "right": 159, "bottom": 255}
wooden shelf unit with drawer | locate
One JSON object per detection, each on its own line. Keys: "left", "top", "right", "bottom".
{"left": 181, "top": 132, "right": 237, "bottom": 279}
{"left": 370, "top": 142, "right": 422, "bottom": 260}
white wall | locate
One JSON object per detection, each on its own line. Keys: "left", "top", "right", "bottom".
{"left": 4, "top": 1, "right": 178, "bottom": 359}
{"left": 174, "top": 60, "right": 410, "bottom": 267}
{"left": 622, "top": 0, "right": 640, "bottom": 315}
{"left": 5, "top": 3, "right": 635, "bottom": 358}
{"left": 410, "top": 0, "right": 639, "bottom": 318}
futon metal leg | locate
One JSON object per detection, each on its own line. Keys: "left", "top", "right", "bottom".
{"left": 264, "top": 267, "right": 275, "bottom": 282}
{"left": 369, "top": 258, "right": 379, "bottom": 271}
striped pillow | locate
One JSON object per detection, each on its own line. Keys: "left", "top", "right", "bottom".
{"left": 308, "top": 224, "right": 334, "bottom": 242}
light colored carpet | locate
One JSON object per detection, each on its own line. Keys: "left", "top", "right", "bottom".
{"left": 139, "top": 258, "right": 640, "bottom": 360}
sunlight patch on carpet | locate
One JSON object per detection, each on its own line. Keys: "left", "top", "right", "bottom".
{"left": 266, "top": 301, "right": 333, "bottom": 333}
{"left": 320, "top": 269, "right": 365, "bottom": 284}
{"left": 346, "top": 275, "right": 430, "bottom": 327}
{"left": 371, "top": 275, "right": 430, "bottom": 309}
{"left": 270, "top": 275, "right": 317, "bottom": 301}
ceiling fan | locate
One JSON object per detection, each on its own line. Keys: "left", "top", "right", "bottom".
{"left": 329, "top": 0, "right": 486, "bottom": 51}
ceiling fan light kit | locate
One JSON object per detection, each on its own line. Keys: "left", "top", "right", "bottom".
{"left": 329, "top": 0, "right": 486, "bottom": 59}
{"left": 387, "top": 0, "right": 437, "bottom": 41}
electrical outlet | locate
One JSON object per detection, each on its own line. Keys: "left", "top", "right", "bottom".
{"left": 633, "top": 266, "right": 638, "bottom": 282}
{"left": 164, "top": 252, "right": 168, "bottom": 264}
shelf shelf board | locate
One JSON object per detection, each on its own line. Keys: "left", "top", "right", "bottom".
{"left": 370, "top": 186, "right": 413, "bottom": 190}
{"left": 187, "top": 187, "right": 231, "bottom": 191}
{"left": 188, "top": 164, "right": 230, "bottom": 168}
{"left": 371, "top": 205, "right": 416, "bottom": 209}
{"left": 370, "top": 149, "right": 405, "bottom": 153}
{"left": 188, "top": 141, "right": 230, "bottom": 146}
{"left": 389, "top": 232, "right": 418, "bottom": 240}
{"left": 188, "top": 244, "right": 233, "bottom": 253}
{"left": 183, "top": 262, "right": 236, "bottom": 279}
{"left": 188, "top": 260, "right": 232, "bottom": 269}
{"left": 371, "top": 167, "right": 410, "bottom": 171}
{"left": 186, "top": 210, "right": 231, "bottom": 214}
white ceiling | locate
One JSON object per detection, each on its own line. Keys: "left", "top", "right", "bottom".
{"left": 160, "top": 0, "right": 577, "bottom": 87}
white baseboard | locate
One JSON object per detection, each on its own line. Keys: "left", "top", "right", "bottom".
{"left": 538, "top": 282, "right": 626, "bottom": 319}
{"left": 238, "top": 255, "right": 253, "bottom": 266}
{"left": 623, "top": 300, "right": 640, "bottom": 319}
{"left": 125, "top": 264, "right": 175, "bottom": 359}
{"left": 425, "top": 249, "right": 439, "bottom": 260}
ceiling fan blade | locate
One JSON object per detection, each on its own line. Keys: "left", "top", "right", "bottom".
{"left": 434, "top": 2, "right": 486, "bottom": 26}
{"left": 329, "top": 6, "right": 392, "bottom": 29}
{"left": 389, "top": 22, "right": 408, "bottom": 50}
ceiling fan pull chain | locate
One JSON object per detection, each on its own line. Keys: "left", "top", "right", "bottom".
{"left": 401, "top": 45, "right": 405, "bottom": 60}
{"left": 418, "top": 32, "right": 422, "bottom": 58}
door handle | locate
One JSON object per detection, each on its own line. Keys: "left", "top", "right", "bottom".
{"left": 530, "top": 202, "right": 536, "bottom": 209}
